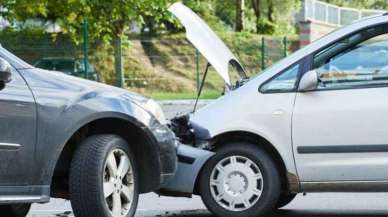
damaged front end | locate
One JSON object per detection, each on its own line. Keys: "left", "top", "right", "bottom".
{"left": 157, "top": 115, "right": 214, "bottom": 197}
{"left": 158, "top": 2, "right": 251, "bottom": 198}
{"left": 169, "top": 115, "right": 213, "bottom": 150}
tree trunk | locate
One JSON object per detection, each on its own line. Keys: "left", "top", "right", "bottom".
{"left": 114, "top": 34, "right": 124, "bottom": 88}
{"left": 251, "top": 0, "right": 261, "bottom": 33}
{"left": 267, "top": 0, "right": 274, "bottom": 22}
{"left": 235, "top": 0, "right": 245, "bottom": 32}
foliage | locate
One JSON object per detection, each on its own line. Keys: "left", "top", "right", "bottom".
{"left": 256, "top": 18, "right": 275, "bottom": 35}
{"left": 0, "top": 0, "right": 47, "bottom": 21}
{"left": 2, "top": 0, "right": 385, "bottom": 41}
{"left": 181, "top": 0, "right": 229, "bottom": 32}
{"left": 1, "top": 0, "right": 175, "bottom": 43}
{"left": 0, "top": 0, "right": 302, "bottom": 40}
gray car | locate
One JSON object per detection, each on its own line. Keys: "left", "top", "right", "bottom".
{"left": 0, "top": 46, "right": 177, "bottom": 217}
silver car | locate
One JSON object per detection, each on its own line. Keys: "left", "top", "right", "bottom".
{"left": 161, "top": 3, "right": 388, "bottom": 217}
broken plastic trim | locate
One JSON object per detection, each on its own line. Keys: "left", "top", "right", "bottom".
{"left": 169, "top": 115, "right": 211, "bottom": 147}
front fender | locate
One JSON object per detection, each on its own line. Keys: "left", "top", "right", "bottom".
{"left": 44, "top": 98, "right": 159, "bottom": 183}
{"left": 190, "top": 98, "right": 298, "bottom": 178}
{"left": 19, "top": 68, "right": 171, "bottom": 187}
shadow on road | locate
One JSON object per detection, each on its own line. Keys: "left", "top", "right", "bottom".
{"left": 157, "top": 209, "right": 388, "bottom": 217}
{"left": 28, "top": 209, "right": 388, "bottom": 217}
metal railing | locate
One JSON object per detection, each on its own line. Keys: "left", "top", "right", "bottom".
{"left": 302, "top": 0, "right": 385, "bottom": 26}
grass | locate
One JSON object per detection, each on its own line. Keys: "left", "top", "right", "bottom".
{"left": 148, "top": 90, "right": 222, "bottom": 100}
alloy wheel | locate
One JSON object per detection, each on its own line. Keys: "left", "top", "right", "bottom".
{"left": 103, "top": 149, "right": 135, "bottom": 217}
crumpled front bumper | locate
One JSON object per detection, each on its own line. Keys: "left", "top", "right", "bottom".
{"left": 158, "top": 144, "right": 214, "bottom": 197}
{"left": 149, "top": 122, "right": 179, "bottom": 185}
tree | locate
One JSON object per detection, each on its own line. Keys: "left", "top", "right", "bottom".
{"left": 55, "top": 0, "right": 174, "bottom": 87}
{"left": 251, "top": 0, "right": 261, "bottom": 33}
{"left": 1, "top": 0, "right": 174, "bottom": 87}
{"left": 235, "top": 0, "right": 245, "bottom": 32}
{"left": 248, "top": 0, "right": 300, "bottom": 34}
{"left": 251, "top": 0, "right": 260, "bottom": 30}
{"left": 267, "top": 0, "right": 274, "bottom": 22}
{"left": 0, "top": 0, "right": 48, "bottom": 28}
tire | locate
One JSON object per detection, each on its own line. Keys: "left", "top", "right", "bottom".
{"left": 199, "top": 143, "right": 281, "bottom": 217}
{"left": 276, "top": 193, "right": 296, "bottom": 209}
{"left": 0, "top": 203, "right": 31, "bottom": 217}
{"left": 70, "top": 134, "right": 139, "bottom": 217}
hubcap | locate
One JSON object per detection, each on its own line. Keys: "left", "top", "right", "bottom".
{"left": 103, "top": 149, "right": 134, "bottom": 217}
{"left": 210, "top": 156, "right": 263, "bottom": 212}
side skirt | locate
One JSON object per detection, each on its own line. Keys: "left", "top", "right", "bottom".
{"left": 301, "top": 180, "right": 388, "bottom": 192}
{"left": 0, "top": 185, "right": 50, "bottom": 204}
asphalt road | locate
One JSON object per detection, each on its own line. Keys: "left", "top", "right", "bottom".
{"left": 27, "top": 101, "right": 388, "bottom": 216}
{"left": 28, "top": 193, "right": 388, "bottom": 217}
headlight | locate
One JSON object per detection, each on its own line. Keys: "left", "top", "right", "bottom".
{"left": 142, "top": 99, "right": 167, "bottom": 125}
{"left": 122, "top": 93, "right": 168, "bottom": 125}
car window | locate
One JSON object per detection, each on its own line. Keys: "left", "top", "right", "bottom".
{"left": 55, "top": 60, "right": 74, "bottom": 73}
{"left": 35, "top": 60, "right": 54, "bottom": 70}
{"left": 314, "top": 26, "right": 388, "bottom": 90}
{"left": 261, "top": 64, "right": 300, "bottom": 93}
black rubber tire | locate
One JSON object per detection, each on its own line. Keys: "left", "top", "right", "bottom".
{"left": 70, "top": 134, "right": 139, "bottom": 217}
{"left": 0, "top": 203, "right": 31, "bottom": 217}
{"left": 199, "top": 142, "right": 281, "bottom": 217}
{"left": 276, "top": 193, "right": 297, "bottom": 209}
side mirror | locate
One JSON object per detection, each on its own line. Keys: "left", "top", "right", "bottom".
{"left": 299, "top": 69, "right": 318, "bottom": 92}
{"left": 0, "top": 58, "right": 12, "bottom": 84}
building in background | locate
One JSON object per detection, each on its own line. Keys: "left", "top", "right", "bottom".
{"left": 297, "top": 0, "right": 385, "bottom": 47}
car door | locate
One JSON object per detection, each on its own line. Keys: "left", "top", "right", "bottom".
{"left": 293, "top": 24, "right": 388, "bottom": 182}
{"left": 0, "top": 59, "right": 37, "bottom": 186}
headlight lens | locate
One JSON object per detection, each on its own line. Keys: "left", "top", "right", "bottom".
{"left": 122, "top": 93, "right": 168, "bottom": 125}
{"left": 143, "top": 99, "right": 167, "bottom": 125}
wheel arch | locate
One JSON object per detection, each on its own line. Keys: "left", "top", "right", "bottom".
{"left": 194, "top": 130, "right": 298, "bottom": 194}
{"left": 51, "top": 115, "right": 162, "bottom": 198}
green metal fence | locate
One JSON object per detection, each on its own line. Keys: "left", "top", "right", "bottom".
{"left": 0, "top": 29, "right": 299, "bottom": 94}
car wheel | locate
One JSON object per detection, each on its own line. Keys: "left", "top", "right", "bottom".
{"left": 199, "top": 142, "right": 281, "bottom": 217}
{"left": 276, "top": 193, "right": 296, "bottom": 209}
{"left": 70, "top": 134, "right": 139, "bottom": 217}
{"left": 0, "top": 203, "right": 31, "bottom": 217}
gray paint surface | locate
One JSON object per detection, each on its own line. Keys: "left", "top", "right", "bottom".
{"left": 0, "top": 47, "right": 177, "bottom": 202}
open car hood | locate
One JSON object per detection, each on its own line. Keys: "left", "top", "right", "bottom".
{"left": 168, "top": 2, "right": 246, "bottom": 86}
